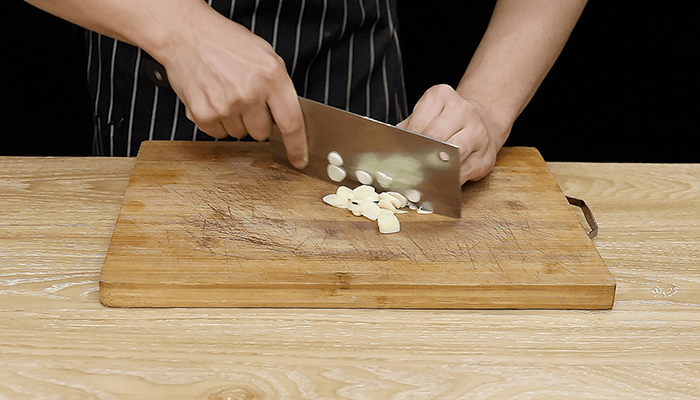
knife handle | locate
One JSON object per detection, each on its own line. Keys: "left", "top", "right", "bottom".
{"left": 142, "top": 55, "right": 171, "bottom": 88}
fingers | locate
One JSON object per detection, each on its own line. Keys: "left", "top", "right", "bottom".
{"left": 185, "top": 108, "right": 227, "bottom": 139}
{"left": 403, "top": 84, "right": 450, "bottom": 134}
{"left": 460, "top": 148, "right": 497, "bottom": 183}
{"left": 221, "top": 115, "right": 247, "bottom": 139}
{"left": 396, "top": 117, "right": 410, "bottom": 130}
{"left": 187, "top": 90, "right": 306, "bottom": 169}
{"left": 267, "top": 83, "right": 307, "bottom": 169}
{"left": 405, "top": 84, "right": 472, "bottom": 142}
{"left": 447, "top": 125, "right": 494, "bottom": 184}
{"left": 163, "top": 16, "right": 307, "bottom": 168}
{"left": 186, "top": 106, "right": 248, "bottom": 140}
{"left": 406, "top": 84, "right": 501, "bottom": 185}
{"left": 240, "top": 105, "right": 272, "bottom": 142}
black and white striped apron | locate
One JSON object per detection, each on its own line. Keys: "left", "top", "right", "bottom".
{"left": 86, "top": 0, "right": 408, "bottom": 156}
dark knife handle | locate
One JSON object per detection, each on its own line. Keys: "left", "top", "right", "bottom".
{"left": 142, "top": 55, "right": 171, "bottom": 88}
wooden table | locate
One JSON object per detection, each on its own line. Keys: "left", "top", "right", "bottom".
{"left": 1, "top": 155, "right": 698, "bottom": 399}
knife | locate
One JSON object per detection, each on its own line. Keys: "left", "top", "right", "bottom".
{"left": 140, "top": 60, "right": 461, "bottom": 217}
{"left": 270, "top": 97, "right": 461, "bottom": 218}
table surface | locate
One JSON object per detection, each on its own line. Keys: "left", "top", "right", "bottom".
{"left": 1, "top": 155, "right": 698, "bottom": 399}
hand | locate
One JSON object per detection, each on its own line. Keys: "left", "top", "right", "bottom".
{"left": 397, "top": 84, "right": 509, "bottom": 184}
{"left": 157, "top": 5, "right": 308, "bottom": 168}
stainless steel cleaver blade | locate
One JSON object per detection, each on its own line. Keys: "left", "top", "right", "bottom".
{"left": 270, "top": 97, "right": 461, "bottom": 218}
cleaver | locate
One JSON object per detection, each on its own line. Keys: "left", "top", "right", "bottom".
{"left": 270, "top": 97, "right": 461, "bottom": 218}
{"left": 140, "top": 58, "right": 460, "bottom": 216}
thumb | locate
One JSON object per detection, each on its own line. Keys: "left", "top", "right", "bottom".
{"left": 396, "top": 115, "right": 411, "bottom": 130}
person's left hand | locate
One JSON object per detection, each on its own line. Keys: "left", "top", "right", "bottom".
{"left": 397, "top": 84, "right": 509, "bottom": 185}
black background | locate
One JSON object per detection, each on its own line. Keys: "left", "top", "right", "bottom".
{"left": 3, "top": 1, "right": 698, "bottom": 162}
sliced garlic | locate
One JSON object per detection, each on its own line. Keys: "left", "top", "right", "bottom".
{"left": 377, "top": 214, "right": 400, "bottom": 234}
{"left": 323, "top": 194, "right": 349, "bottom": 208}
{"left": 352, "top": 185, "right": 376, "bottom": 200}
{"left": 336, "top": 186, "right": 353, "bottom": 200}
{"left": 386, "top": 191, "right": 408, "bottom": 208}
{"left": 322, "top": 183, "right": 430, "bottom": 235}
{"left": 327, "top": 165, "right": 347, "bottom": 182}
{"left": 355, "top": 170, "right": 373, "bottom": 185}
{"left": 360, "top": 201, "right": 381, "bottom": 220}
{"left": 377, "top": 198, "right": 397, "bottom": 212}
{"left": 367, "top": 192, "right": 380, "bottom": 203}
{"left": 379, "top": 192, "right": 402, "bottom": 209}
{"left": 327, "top": 151, "right": 344, "bottom": 166}
{"left": 375, "top": 171, "right": 393, "bottom": 187}
{"left": 348, "top": 203, "right": 363, "bottom": 216}
{"left": 405, "top": 189, "right": 421, "bottom": 203}
{"left": 358, "top": 199, "right": 378, "bottom": 208}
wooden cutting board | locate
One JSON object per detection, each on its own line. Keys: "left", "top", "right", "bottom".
{"left": 100, "top": 142, "right": 615, "bottom": 309}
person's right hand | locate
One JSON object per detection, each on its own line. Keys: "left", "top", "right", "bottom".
{"left": 156, "top": 2, "right": 308, "bottom": 168}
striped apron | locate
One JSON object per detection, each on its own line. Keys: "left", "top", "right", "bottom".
{"left": 86, "top": 0, "right": 408, "bottom": 156}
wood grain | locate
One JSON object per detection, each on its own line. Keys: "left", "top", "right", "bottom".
{"left": 100, "top": 142, "right": 614, "bottom": 309}
{"left": 1, "top": 154, "right": 698, "bottom": 399}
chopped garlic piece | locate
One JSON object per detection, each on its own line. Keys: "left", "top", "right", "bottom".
{"left": 360, "top": 202, "right": 381, "bottom": 220}
{"left": 386, "top": 192, "right": 408, "bottom": 208}
{"left": 348, "top": 203, "right": 363, "bottom": 216}
{"left": 327, "top": 165, "right": 346, "bottom": 182}
{"left": 376, "top": 171, "right": 393, "bottom": 187}
{"left": 377, "top": 214, "right": 400, "bottom": 234}
{"left": 327, "top": 151, "right": 344, "bottom": 166}
{"left": 405, "top": 189, "right": 421, "bottom": 203}
{"left": 352, "top": 185, "right": 376, "bottom": 200}
{"left": 323, "top": 194, "right": 349, "bottom": 208}
{"left": 379, "top": 192, "right": 402, "bottom": 209}
{"left": 355, "top": 170, "right": 373, "bottom": 185}
{"left": 336, "top": 186, "right": 353, "bottom": 200}
{"left": 378, "top": 198, "right": 397, "bottom": 211}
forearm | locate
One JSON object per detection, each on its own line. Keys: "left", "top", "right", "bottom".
{"left": 456, "top": 0, "right": 587, "bottom": 139}
{"left": 22, "top": 0, "right": 217, "bottom": 63}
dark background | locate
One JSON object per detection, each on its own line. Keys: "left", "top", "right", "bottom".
{"left": 3, "top": 1, "right": 698, "bottom": 162}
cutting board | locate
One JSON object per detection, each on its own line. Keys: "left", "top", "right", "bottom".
{"left": 100, "top": 142, "right": 615, "bottom": 309}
